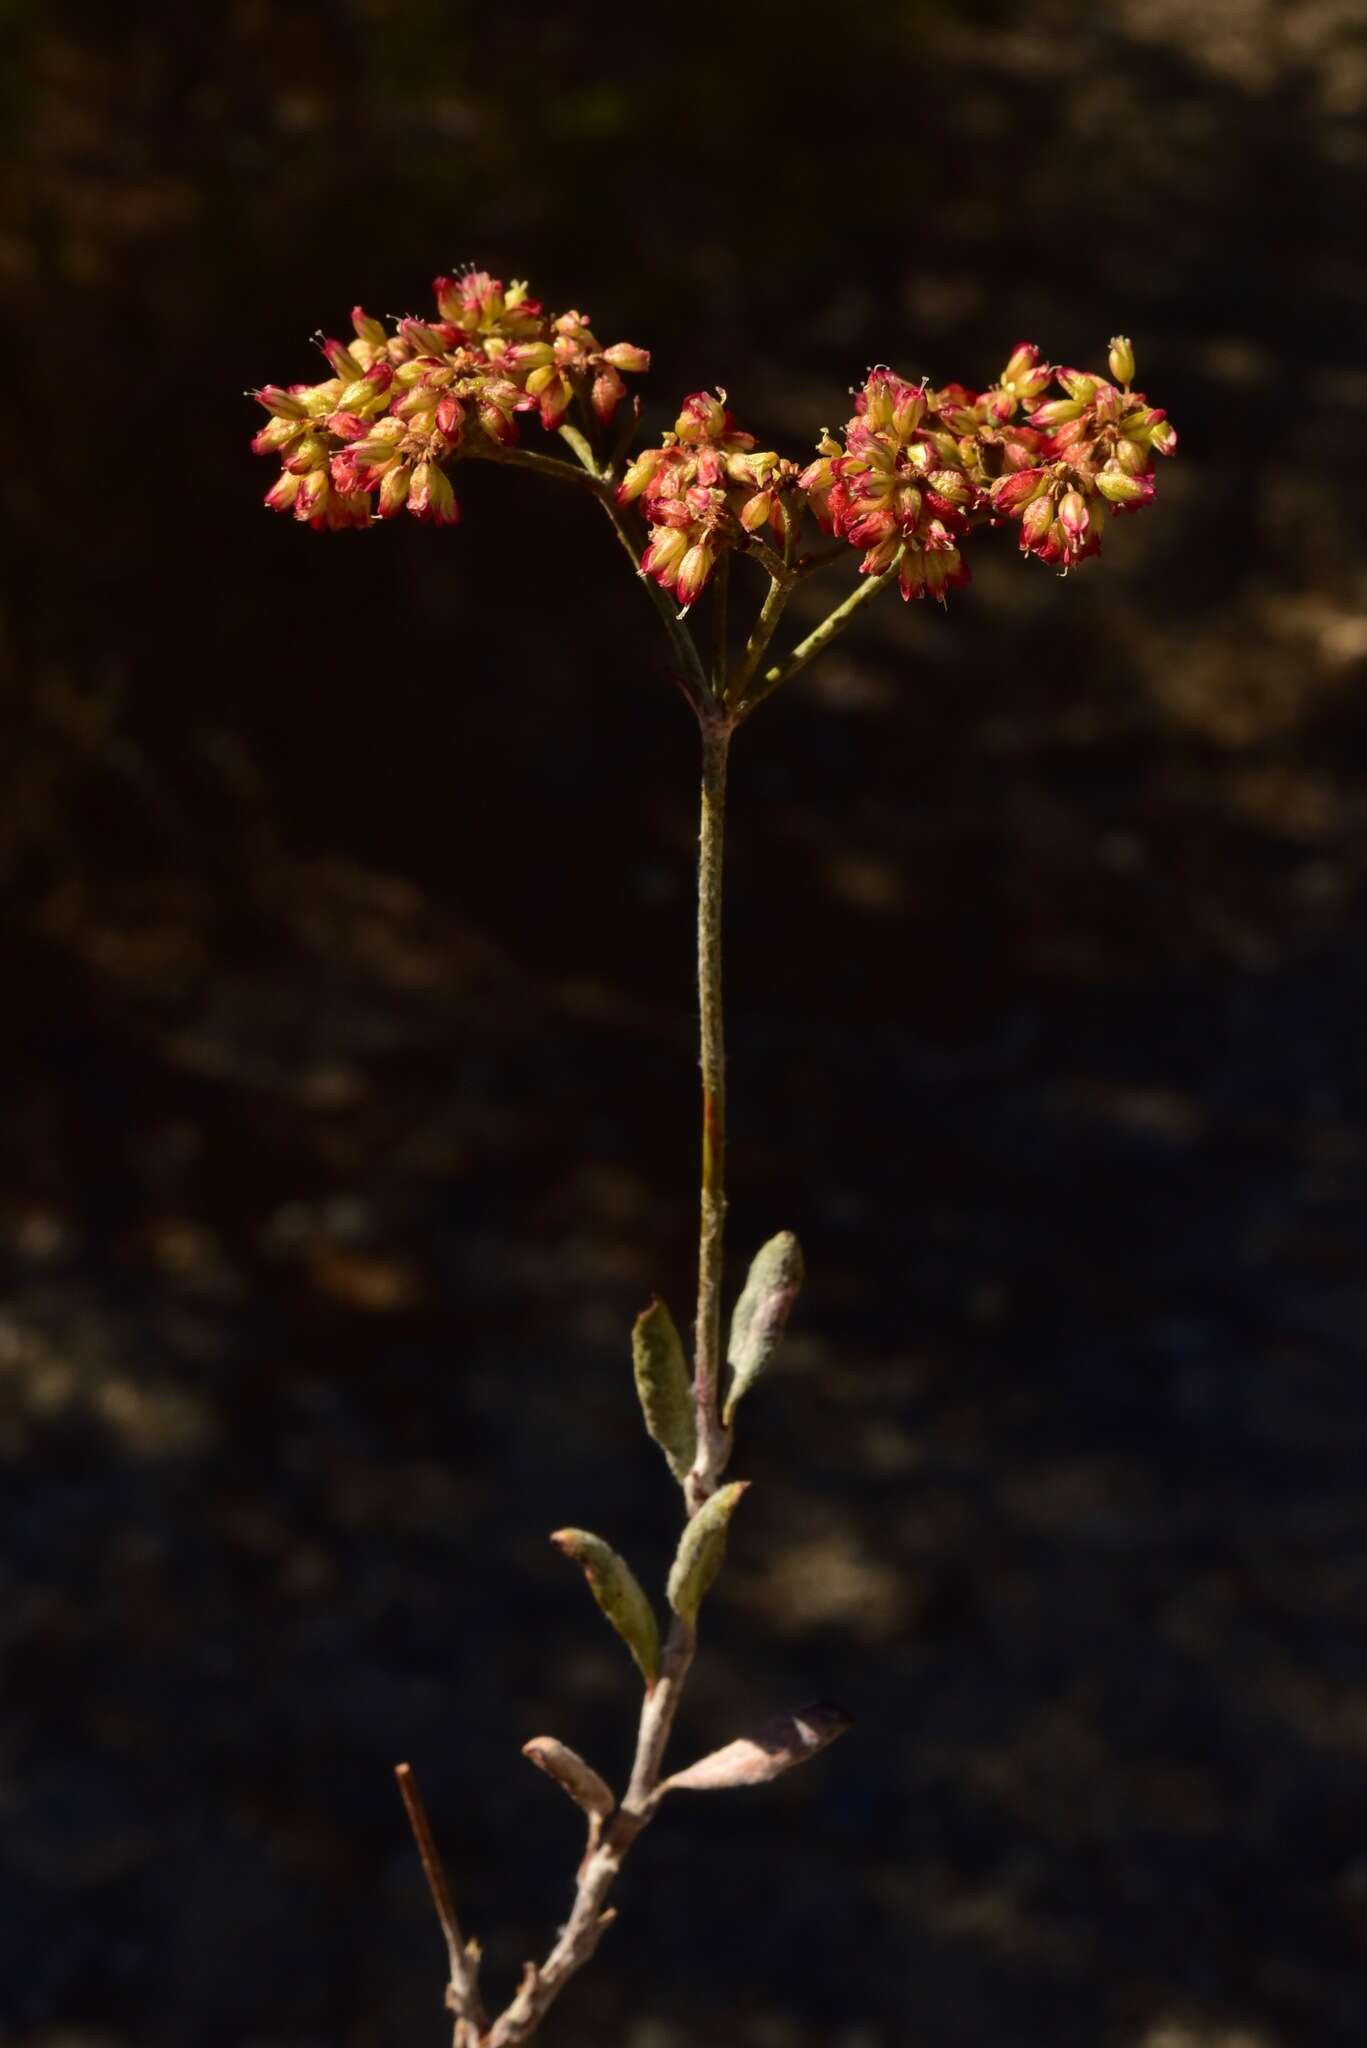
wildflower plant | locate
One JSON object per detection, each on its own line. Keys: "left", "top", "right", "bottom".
{"left": 249, "top": 271, "right": 1177, "bottom": 2045}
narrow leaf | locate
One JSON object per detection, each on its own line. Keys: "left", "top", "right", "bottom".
{"left": 632, "top": 1296, "right": 696, "bottom": 1484}
{"left": 724, "top": 1231, "right": 804, "bottom": 1427}
{"left": 550, "top": 1528, "right": 661, "bottom": 1687}
{"left": 660, "top": 1702, "right": 852, "bottom": 1795}
{"left": 521, "top": 1736, "right": 615, "bottom": 1820}
{"left": 666, "top": 1480, "right": 749, "bottom": 1625}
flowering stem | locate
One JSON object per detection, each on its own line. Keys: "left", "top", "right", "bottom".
{"left": 688, "top": 708, "right": 734, "bottom": 1506}
{"left": 465, "top": 430, "right": 711, "bottom": 707}
{"left": 595, "top": 492, "right": 712, "bottom": 709}
{"left": 725, "top": 574, "right": 790, "bottom": 710}
{"left": 461, "top": 440, "right": 597, "bottom": 491}
{"left": 736, "top": 550, "right": 904, "bottom": 724}
{"left": 484, "top": 683, "right": 739, "bottom": 2041}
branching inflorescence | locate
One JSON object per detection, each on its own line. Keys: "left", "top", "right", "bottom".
{"left": 249, "top": 270, "right": 1178, "bottom": 2047}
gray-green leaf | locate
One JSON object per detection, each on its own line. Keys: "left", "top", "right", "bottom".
{"left": 666, "top": 1481, "right": 749, "bottom": 1626}
{"left": 724, "top": 1231, "right": 804, "bottom": 1427}
{"left": 659, "top": 1702, "right": 852, "bottom": 1795}
{"left": 551, "top": 1528, "right": 661, "bottom": 1687}
{"left": 632, "top": 1296, "right": 696, "bottom": 1484}
{"left": 521, "top": 1735, "right": 616, "bottom": 1820}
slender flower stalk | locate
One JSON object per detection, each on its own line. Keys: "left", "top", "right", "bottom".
{"left": 689, "top": 710, "right": 733, "bottom": 1511}
{"left": 248, "top": 274, "right": 1177, "bottom": 2046}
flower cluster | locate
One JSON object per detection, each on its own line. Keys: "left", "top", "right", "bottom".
{"left": 251, "top": 278, "right": 1176, "bottom": 616}
{"left": 616, "top": 391, "right": 800, "bottom": 609}
{"left": 801, "top": 339, "right": 1176, "bottom": 601}
{"left": 250, "top": 271, "right": 649, "bottom": 530}
{"left": 986, "top": 338, "right": 1178, "bottom": 570}
{"left": 800, "top": 371, "right": 983, "bottom": 604}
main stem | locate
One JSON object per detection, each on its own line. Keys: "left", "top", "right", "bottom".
{"left": 480, "top": 708, "right": 736, "bottom": 2046}
{"left": 689, "top": 709, "right": 733, "bottom": 1509}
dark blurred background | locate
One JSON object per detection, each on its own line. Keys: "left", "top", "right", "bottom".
{"left": 3, "top": 3, "right": 1367, "bottom": 2045}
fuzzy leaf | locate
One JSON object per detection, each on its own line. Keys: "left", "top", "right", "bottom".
{"left": 724, "top": 1231, "right": 804, "bottom": 1427}
{"left": 551, "top": 1529, "right": 661, "bottom": 1687}
{"left": 632, "top": 1296, "right": 696, "bottom": 1484}
{"left": 660, "top": 1702, "right": 852, "bottom": 1795}
{"left": 521, "top": 1736, "right": 615, "bottom": 1820}
{"left": 666, "top": 1481, "right": 749, "bottom": 1625}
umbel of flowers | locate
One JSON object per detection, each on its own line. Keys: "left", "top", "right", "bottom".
{"left": 251, "top": 272, "right": 1176, "bottom": 617}
{"left": 251, "top": 270, "right": 650, "bottom": 532}
{"left": 247, "top": 269, "right": 1180, "bottom": 2048}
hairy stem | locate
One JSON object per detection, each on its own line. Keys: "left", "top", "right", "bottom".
{"left": 461, "top": 439, "right": 598, "bottom": 490}
{"left": 595, "top": 492, "right": 712, "bottom": 710}
{"left": 725, "top": 573, "right": 790, "bottom": 710}
{"left": 483, "top": 1620, "right": 697, "bottom": 2046}
{"left": 413, "top": 479, "right": 876, "bottom": 2048}
{"left": 688, "top": 710, "right": 733, "bottom": 1507}
{"left": 736, "top": 549, "right": 904, "bottom": 723}
{"left": 483, "top": 704, "right": 736, "bottom": 2035}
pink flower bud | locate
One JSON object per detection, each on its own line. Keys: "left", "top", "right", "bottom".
{"left": 897, "top": 550, "right": 927, "bottom": 599}
{"left": 1030, "top": 398, "right": 1086, "bottom": 429}
{"left": 1058, "top": 489, "right": 1090, "bottom": 539}
{"left": 890, "top": 382, "right": 927, "bottom": 440}
{"left": 322, "top": 338, "right": 364, "bottom": 380}
{"left": 435, "top": 392, "right": 465, "bottom": 439}
{"left": 264, "top": 471, "right": 302, "bottom": 514}
{"left": 591, "top": 366, "right": 627, "bottom": 422}
{"left": 603, "top": 342, "right": 650, "bottom": 373}
{"left": 326, "top": 411, "right": 371, "bottom": 443}
{"left": 324, "top": 489, "right": 372, "bottom": 531}
{"left": 477, "top": 395, "right": 518, "bottom": 445}
{"left": 1046, "top": 416, "right": 1093, "bottom": 455}
{"left": 293, "top": 469, "right": 330, "bottom": 521}
{"left": 858, "top": 534, "right": 900, "bottom": 576}
{"left": 641, "top": 526, "right": 689, "bottom": 586}
{"left": 408, "top": 461, "right": 459, "bottom": 525}
{"left": 352, "top": 307, "right": 389, "bottom": 348}
{"left": 844, "top": 503, "right": 897, "bottom": 549}
{"left": 738, "top": 490, "right": 775, "bottom": 534}
{"left": 921, "top": 547, "right": 970, "bottom": 605}
{"left": 893, "top": 485, "right": 923, "bottom": 528}
{"left": 1095, "top": 463, "right": 1155, "bottom": 509}
{"left": 282, "top": 432, "right": 329, "bottom": 474}
{"left": 251, "top": 415, "right": 303, "bottom": 456}
{"left": 998, "top": 344, "right": 1052, "bottom": 402}
{"left": 1056, "top": 369, "right": 1099, "bottom": 403}
{"left": 677, "top": 391, "right": 727, "bottom": 441}
{"left": 927, "top": 469, "right": 971, "bottom": 508}
{"left": 675, "top": 542, "right": 715, "bottom": 608}
{"left": 378, "top": 464, "right": 412, "bottom": 519}
{"left": 1148, "top": 414, "right": 1178, "bottom": 457}
{"left": 400, "top": 319, "right": 448, "bottom": 358}
{"left": 1020, "top": 495, "right": 1055, "bottom": 548}
{"left": 990, "top": 468, "right": 1048, "bottom": 516}
{"left": 617, "top": 449, "right": 666, "bottom": 504}
{"left": 432, "top": 276, "right": 469, "bottom": 326}
{"left": 253, "top": 385, "right": 309, "bottom": 419}
{"left": 1107, "top": 336, "right": 1136, "bottom": 385}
